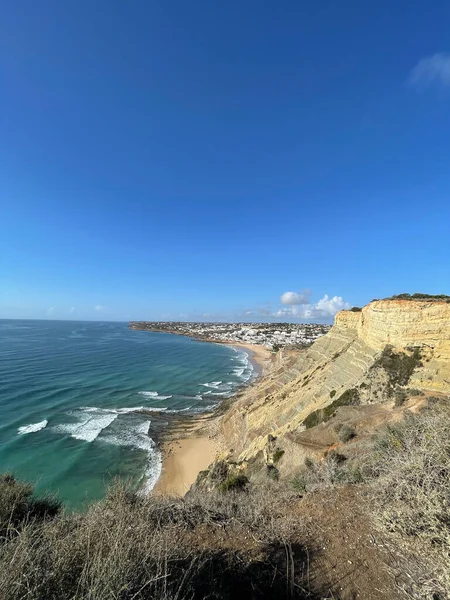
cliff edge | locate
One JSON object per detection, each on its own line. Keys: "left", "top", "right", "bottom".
{"left": 219, "top": 299, "right": 450, "bottom": 464}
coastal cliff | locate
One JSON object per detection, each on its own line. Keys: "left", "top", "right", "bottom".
{"left": 3, "top": 298, "right": 450, "bottom": 600}
{"left": 185, "top": 297, "right": 450, "bottom": 597}
{"left": 219, "top": 299, "right": 450, "bottom": 463}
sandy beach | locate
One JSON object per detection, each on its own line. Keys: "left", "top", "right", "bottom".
{"left": 229, "top": 341, "right": 272, "bottom": 371}
{"left": 153, "top": 433, "right": 219, "bottom": 496}
{"left": 152, "top": 342, "right": 272, "bottom": 497}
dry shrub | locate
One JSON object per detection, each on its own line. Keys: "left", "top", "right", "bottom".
{"left": 366, "top": 406, "right": 450, "bottom": 598}
{"left": 291, "top": 453, "right": 352, "bottom": 493}
{"left": 338, "top": 424, "right": 356, "bottom": 443}
{"left": 0, "top": 479, "right": 310, "bottom": 600}
{"left": 0, "top": 473, "right": 61, "bottom": 540}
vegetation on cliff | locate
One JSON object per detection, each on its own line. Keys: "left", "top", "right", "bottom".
{"left": 199, "top": 401, "right": 450, "bottom": 599}
{"left": 1, "top": 404, "right": 449, "bottom": 600}
{"left": 2, "top": 299, "right": 450, "bottom": 599}
{"left": 382, "top": 292, "right": 450, "bottom": 302}
{"left": 303, "top": 387, "right": 361, "bottom": 429}
{"left": 0, "top": 475, "right": 315, "bottom": 600}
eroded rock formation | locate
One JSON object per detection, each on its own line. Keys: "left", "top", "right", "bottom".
{"left": 220, "top": 299, "right": 450, "bottom": 463}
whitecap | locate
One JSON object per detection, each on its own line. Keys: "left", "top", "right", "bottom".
{"left": 138, "top": 391, "right": 172, "bottom": 400}
{"left": 165, "top": 406, "right": 193, "bottom": 413}
{"left": 54, "top": 408, "right": 118, "bottom": 442}
{"left": 201, "top": 381, "right": 223, "bottom": 389}
{"left": 139, "top": 406, "right": 193, "bottom": 414}
{"left": 112, "top": 406, "right": 145, "bottom": 414}
{"left": 100, "top": 419, "right": 162, "bottom": 493}
{"left": 18, "top": 420, "right": 48, "bottom": 435}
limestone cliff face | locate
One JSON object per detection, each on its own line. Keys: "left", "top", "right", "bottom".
{"left": 355, "top": 300, "right": 450, "bottom": 391}
{"left": 221, "top": 300, "right": 450, "bottom": 462}
{"left": 356, "top": 300, "right": 450, "bottom": 353}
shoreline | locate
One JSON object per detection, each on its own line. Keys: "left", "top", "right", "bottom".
{"left": 151, "top": 341, "right": 272, "bottom": 497}
{"left": 226, "top": 341, "right": 272, "bottom": 373}
{"left": 152, "top": 430, "right": 219, "bottom": 497}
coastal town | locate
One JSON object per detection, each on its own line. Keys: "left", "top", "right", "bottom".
{"left": 129, "top": 321, "right": 331, "bottom": 349}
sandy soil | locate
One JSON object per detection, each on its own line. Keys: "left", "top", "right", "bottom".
{"left": 153, "top": 435, "right": 219, "bottom": 496}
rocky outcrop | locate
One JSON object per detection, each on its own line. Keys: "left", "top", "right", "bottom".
{"left": 220, "top": 300, "right": 450, "bottom": 463}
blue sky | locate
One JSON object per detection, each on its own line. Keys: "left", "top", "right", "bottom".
{"left": 1, "top": 1, "right": 450, "bottom": 323}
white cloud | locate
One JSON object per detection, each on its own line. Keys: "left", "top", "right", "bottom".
{"left": 69, "top": 306, "right": 75, "bottom": 314}
{"left": 47, "top": 306, "right": 55, "bottom": 314}
{"left": 315, "top": 294, "right": 350, "bottom": 317}
{"left": 280, "top": 290, "right": 311, "bottom": 305}
{"left": 94, "top": 305, "right": 104, "bottom": 311}
{"left": 409, "top": 53, "right": 450, "bottom": 89}
{"left": 274, "top": 293, "right": 350, "bottom": 321}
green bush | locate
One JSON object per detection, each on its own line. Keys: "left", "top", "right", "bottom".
{"left": 303, "top": 388, "right": 360, "bottom": 429}
{"left": 386, "top": 293, "right": 450, "bottom": 301}
{"left": 272, "top": 449, "right": 284, "bottom": 463}
{"left": 219, "top": 473, "right": 249, "bottom": 493}
{"left": 302, "top": 411, "right": 322, "bottom": 429}
{"left": 291, "top": 473, "right": 308, "bottom": 493}
{"left": 329, "top": 390, "right": 336, "bottom": 398}
{"left": 407, "top": 388, "right": 424, "bottom": 396}
{"left": 372, "top": 345, "right": 422, "bottom": 390}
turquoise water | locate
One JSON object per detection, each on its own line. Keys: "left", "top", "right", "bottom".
{"left": 0, "top": 320, "right": 253, "bottom": 509}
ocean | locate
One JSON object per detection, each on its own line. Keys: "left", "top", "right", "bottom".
{"left": 0, "top": 320, "right": 254, "bottom": 509}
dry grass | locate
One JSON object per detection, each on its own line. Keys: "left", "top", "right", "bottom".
{"left": 0, "top": 473, "right": 60, "bottom": 540}
{"left": 364, "top": 406, "right": 450, "bottom": 598}
{"left": 291, "top": 403, "right": 450, "bottom": 599}
{"left": 0, "top": 478, "right": 311, "bottom": 600}
{"left": 2, "top": 404, "right": 449, "bottom": 599}
{"left": 291, "top": 453, "right": 357, "bottom": 494}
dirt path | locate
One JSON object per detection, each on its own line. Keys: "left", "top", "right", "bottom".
{"left": 296, "top": 486, "right": 401, "bottom": 600}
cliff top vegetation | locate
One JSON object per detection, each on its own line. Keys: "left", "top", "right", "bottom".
{"left": 379, "top": 292, "right": 450, "bottom": 302}
{"left": 1, "top": 401, "right": 449, "bottom": 599}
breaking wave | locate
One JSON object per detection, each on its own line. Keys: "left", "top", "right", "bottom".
{"left": 101, "top": 420, "right": 162, "bottom": 493}
{"left": 18, "top": 419, "right": 48, "bottom": 435}
{"left": 201, "top": 381, "right": 223, "bottom": 389}
{"left": 138, "top": 391, "right": 173, "bottom": 400}
{"left": 54, "top": 408, "right": 118, "bottom": 442}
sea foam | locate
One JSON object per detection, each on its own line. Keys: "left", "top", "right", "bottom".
{"left": 18, "top": 419, "right": 48, "bottom": 435}
{"left": 55, "top": 408, "right": 118, "bottom": 443}
{"left": 201, "top": 381, "right": 223, "bottom": 389}
{"left": 101, "top": 419, "right": 162, "bottom": 493}
{"left": 138, "top": 391, "right": 173, "bottom": 400}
